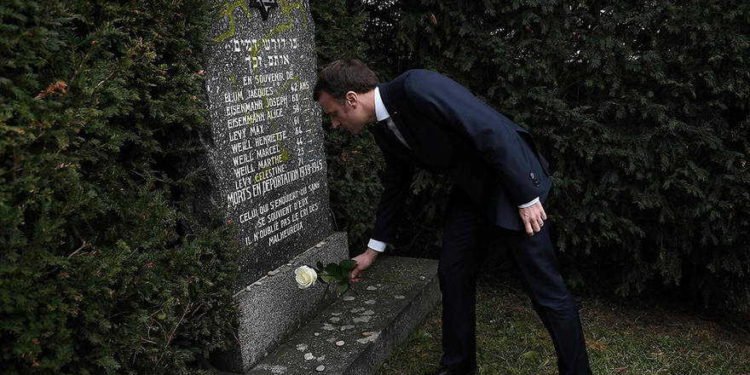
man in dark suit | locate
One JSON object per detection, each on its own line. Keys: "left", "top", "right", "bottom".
{"left": 313, "top": 59, "right": 592, "bottom": 375}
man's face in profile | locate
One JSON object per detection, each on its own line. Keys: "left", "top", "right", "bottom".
{"left": 317, "top": 91, "right": 368, "bottom": 134}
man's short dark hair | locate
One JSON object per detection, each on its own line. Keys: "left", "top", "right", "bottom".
{"left": 313, "top": 59, "right": 379, "bottom": 101}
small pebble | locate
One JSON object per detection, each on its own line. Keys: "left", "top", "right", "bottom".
{"left": 353, "top": 316, "right": 372, "bottom": 323}
{"left": 340, "top": 325, "right": 355, "bottom": 331}
{"left": 420, "top": 275, "right": 426, "bottom": 280}
{"left": 364, "top": 299, "right": 376, "bottom": 305}
{"left": 331, "top": 312, "right": 342, "bottom": 316}
{"left": 316, "top": 365, "right": 325, "bottom": 372}
{"left": 322, "top": 323, "right": 335, "bottom": 331}
{"left": 314, "top": 332, "right": 320, "bottom": 336}
{"left": 366, "top": 286, "right": 378, "bottom": 290}
{"left": 336, "top": 340, "right": 345, "bottom": 346}
{"left": 329, "top": 317, "right": 341, "bottom": 322}
{"left": 296, "top": 344, "right": 308, "bottom": 351}
{"left": 363, "top": 310, "right": 375, "bottom": 315}
{"left": 317, "top": 355, "right": 326, "bottom": 362}
{"left": 362, "top": 331, "right": 375, "bottom": 336}
{"left": 343, "top": 296, "right": 355, "bottom": 301}
{"left": 394, "top": 295, "right": 405, "bottom": 299}
{"left": 267, "top": 270, "right": 279, "bottom": 276}
{"left": 304, "top": 353, "right": 314, "bottom": 360}
{"left": 350, "top": 307, "right": 365, "bottom": 313}
{"left": 315, "top": 241, "right": 326, "bottom": 248}
{"left": 356, "top": 332, "right": 380, "bottom": 344}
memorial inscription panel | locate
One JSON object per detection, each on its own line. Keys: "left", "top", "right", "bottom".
{"left": 204, "top": 0, "right": 331, "bottom": 286}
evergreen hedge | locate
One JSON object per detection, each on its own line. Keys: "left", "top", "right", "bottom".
{"left": 334, "top": 0, "right": 749, "bottom": 312}
{"left": 1, "top": 1, "right": 241, "bottom": 374}
{"left": 2, "top": 1, "right": 747, "bottom": 373}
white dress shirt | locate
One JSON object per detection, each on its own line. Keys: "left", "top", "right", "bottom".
{"left": 367, "top": 87, "right": 539, "bottom": 253}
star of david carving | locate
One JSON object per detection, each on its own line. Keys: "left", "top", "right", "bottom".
{"left": 250, "top": 0, "right": 279, "bottom": 20}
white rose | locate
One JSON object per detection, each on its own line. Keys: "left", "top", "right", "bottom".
{"left": 295, "top": 266, "right": 318, "bottom": 289}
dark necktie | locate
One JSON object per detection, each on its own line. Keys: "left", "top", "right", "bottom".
{"left": 380, "top": 117, "right": 410, "bottom": 149}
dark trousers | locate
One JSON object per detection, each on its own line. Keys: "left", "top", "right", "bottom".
{"left": 438, "top": 187, "right": 592, "bottom": 375}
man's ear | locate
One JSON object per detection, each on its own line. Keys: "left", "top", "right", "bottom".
{"left": 345, "top": 91, "right": 358, "bottom": 107}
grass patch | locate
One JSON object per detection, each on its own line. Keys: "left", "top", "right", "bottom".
{"left": 375, "top": 277, "right": 750, "bottom": 375}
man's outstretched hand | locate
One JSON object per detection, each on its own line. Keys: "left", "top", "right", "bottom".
{"left": 519, "top": 201, "right": 547, "bottom": 236}
{"left": 349, "top": 247, "right": 379, "bottom": 282}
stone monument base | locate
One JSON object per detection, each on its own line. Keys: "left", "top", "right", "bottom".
{"left": 212, "top": 231, "right": 350, "bottom": 373}
{"left": 211, "top": 232, "right": 441, "bottom": 374}
{"left": 248, "top": 255, "right": 440, "bottom": 375}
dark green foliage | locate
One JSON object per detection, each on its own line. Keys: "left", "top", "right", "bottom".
{"left": 4, "top": 1, "right": 745, "bottom": 373}
{"left": 315, "top": 0, "right": 750, "bottom": 312}
{"left": 0, "top": 0, "right": 241, "bottom": 373}
{"left": 315, "top": 259, "right": 357, "bottom": 294}
{"left": 312, "top": 0, "right": 387, "bottom": 253}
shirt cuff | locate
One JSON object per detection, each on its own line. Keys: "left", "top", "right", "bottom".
{"left": 367, "top": 238, "right": 387, "bottom": 252}
{"left": 518, "top": 197, "right": 540, "bottom": 209}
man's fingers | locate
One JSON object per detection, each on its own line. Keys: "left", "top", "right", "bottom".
{"left": 350, "top": 266, "right": 365, "bottom": 282}
{"left": 521, "top": 205, "right": 548, "bottom": 236}
{"left": 531, "top": 218, "right": 541, "bottom": 233}
{"left": 524, "top": 220, "right": 534, "bottom": 236}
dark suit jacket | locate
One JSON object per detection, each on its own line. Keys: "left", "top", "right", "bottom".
{"left": 369, "top": 69, "right": 553, "bottom": 244}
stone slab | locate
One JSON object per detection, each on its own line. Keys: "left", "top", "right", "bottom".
{"left": 213, "top": 232, "right": 349, "bottom": 372}
{"left": 248, "top": 256, "right": 441, "bottom": 375}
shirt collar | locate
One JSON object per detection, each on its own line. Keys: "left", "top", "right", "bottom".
{"left": 374, "top": 86, "right": 390, "bottom": 122}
